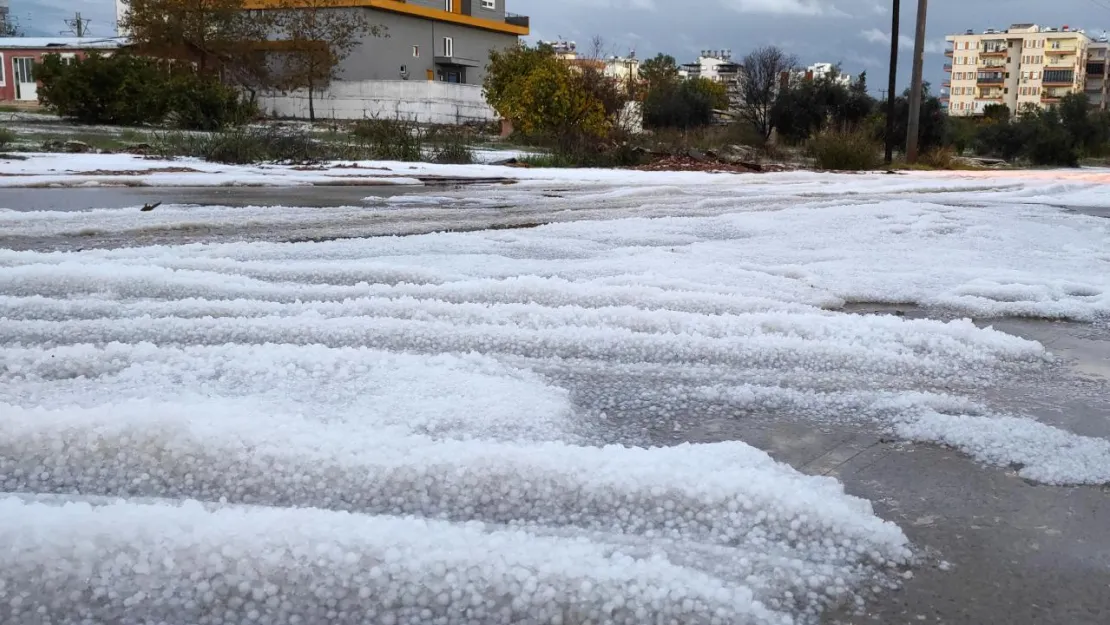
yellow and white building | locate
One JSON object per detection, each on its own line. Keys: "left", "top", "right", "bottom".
{"left": 943, "top": 24, "right": 1107, "bottom": 116}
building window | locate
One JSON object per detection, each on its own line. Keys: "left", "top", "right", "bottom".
{"left": 443, "top": 37, "right": 454, "bottom": 57}
{"left": 444, "top": 0, "right": 453, "bottom": 11}
{"left": 413, "top": 45, "right": 420, "bottom": 58}
{"left": 481, "top": 0, "right": 495, "bottom": 7}
{"left": 0, "top": 53, "right": 5, "bottom": 86}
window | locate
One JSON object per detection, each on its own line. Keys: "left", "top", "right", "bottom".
{"left": 413, "top": 45, "right": 420, "bottom": 58}
{"left": 481, "top": 0, "right": 496, "bottom": 7}
{"left": 0, "top": 53, "right": 5, "bottom": 86}
{"left": 443, "top": 37, "right": 454, "bottom": 57}
{"left": 444, "top": 0, "right": 453, "bottom": 11}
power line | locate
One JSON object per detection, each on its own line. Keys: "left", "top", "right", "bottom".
{"left": 1083, "top": 0, "right": 1110, "bottom": 13}
{"left": 62, "top": 12, "right": 90, "bottom": 37}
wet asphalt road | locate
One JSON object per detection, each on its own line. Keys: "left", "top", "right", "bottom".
{"left": 1, "top": 188, "right": 1108, "bottom": 625}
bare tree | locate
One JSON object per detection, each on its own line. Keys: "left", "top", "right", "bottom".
{"left": 273, "top": 0, "right": 385, "bottom": 121}
{"left": 739, "top": 46, "right": 797, "bottom": 141}
{"left": 0, "top": 13, "right": 24, "bottom": 37}
{"left": 586, "top": 35, "right": 611, "bottom": 61}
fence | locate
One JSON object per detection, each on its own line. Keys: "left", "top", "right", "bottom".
{"left": 258, "top": 80, "right": 498, "bottom": 124}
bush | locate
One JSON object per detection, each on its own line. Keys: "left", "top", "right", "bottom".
{"left": 36, "top": 52, "right": 254, "bottom": 130}
{"left": 168, "top": 71, "right": 258, "bottom": 131}
{"left": 151, "top": 127, "right": 336, "bottom": 164}
{"left": 810, "top": 129, "right": 881, "bottom": 170}
{"left": 428, "top": 128, "right": 474, "bottom": 164}
{"left": 919, "top": 146, "right": 956, "bottom": 169}
{"left": 0, "top": 126, "right": 15, "bottom": 150}
{"left": 37, "top": 53, "right": 170, "bottom": 126}
{"left": 352, "top": 118, "right": 424, "bottom": 161}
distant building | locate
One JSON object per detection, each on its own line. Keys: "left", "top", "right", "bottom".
{"left": 0, "top": 37, "right": 127, "bottom": 103}
{"left": 1088, "top": 39, "right": 1109, "bottom": 110}
{"left": 679, "top": 49, "right": 741, "bottom": 108}
{"left": 943, "top": 23, "right": 1108, "bottom": 116}
{"left": 802, "top": 62, "right": 853, "bottom": 86}
{"left": 541, "top": 39, "right": 640, "bottom": 92}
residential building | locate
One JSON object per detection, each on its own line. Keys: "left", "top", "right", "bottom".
{"left": 679, "top": 49, "right": 741, "bottom": 107}
{"left": 943, "top": 24, "right": 1102, "bottom": 116}
{"left": 1087, "top": 39, "right": 1109, "bottom": 110}
{"left": 540, "top": 39, "right": 640, "bottom": 92}
{"left": 0, "top": 37, "right": 127, "bottom": 103}
{"left": 801, "top": 62, "right": 853, "bottom": 86}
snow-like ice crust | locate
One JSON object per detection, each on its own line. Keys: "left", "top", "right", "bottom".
{"left": 2, "top": 164, "right": 1109, "bottom": 623}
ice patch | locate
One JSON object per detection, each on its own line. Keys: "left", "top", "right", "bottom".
{"left": 894, "top": 413, "right": 1110, "bottom": 486}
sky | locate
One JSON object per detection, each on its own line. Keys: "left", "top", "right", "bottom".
{"left": 11, "top": 0, "right": 1110, "bottom": 92}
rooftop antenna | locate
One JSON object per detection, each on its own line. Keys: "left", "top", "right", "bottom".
{"left": 62, "top": 11, "right": 90, "bottom": 37}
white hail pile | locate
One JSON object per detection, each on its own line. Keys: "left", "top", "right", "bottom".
{"left": 2, "top": 168, "right": 1110, "bottom": 623}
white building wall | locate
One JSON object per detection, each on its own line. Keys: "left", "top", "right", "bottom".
{"left": 257, "top": 80, "right": 498, "bottom": 124}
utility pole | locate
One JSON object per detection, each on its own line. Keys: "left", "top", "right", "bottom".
{"left": 62, "top": 12, "right": 90, "bottom": 37}
{"left": 906, "top": 0, "right": 929, "bottom": 163}
{"left": 884, "top": 0, "right": 900, "bottom": 164}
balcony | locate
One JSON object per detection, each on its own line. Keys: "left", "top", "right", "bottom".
{"left": 1046, "top": 46, "right": 1077, "bottom": 55}
{"left": 980, "top": 48, "right": 1007, "bottom": 57}
{"left": 944, "top": 48, "right": 954, "bottom": 57}
{"left": 943, "top": 63, "right": 953, "bottom": 72}
{"left": 504, "top": 12, "right": 529, "bottom": 28}
{"left": 976, "top": 75, "right": 1005, "bottom": 85}
{"left": 942, "top": 80, "right": 951, "bottom": 87}
{"left": 978, "top": 93, "right": 1004, "bottom": 100}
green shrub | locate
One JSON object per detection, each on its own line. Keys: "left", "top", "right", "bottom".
{"left": 429, "top": 129, "right": 474, "bottom": 164}
{"left": 352, "top": 118, "right": 424, "bottom": 161}
{"left": 168, "top": 71, "right": 258, "bottom": 131}
{"left": 151, "top": 127, "right": 333, "bottom": 164}
{"left": 36, "top": 52, "right": 254, "bottom": 130}
{"left": 37, "top": 53, "right": 170, "bottom": 126}
{"left": 810, "top": 129, "right": 881, "bottom": 171}
{"left": 0, "top": 127, "right": 15, "bottom": 150}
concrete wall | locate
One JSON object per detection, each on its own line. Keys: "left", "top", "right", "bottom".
{"left": 316, "top": 8, "right": 516, "bottom": 86}
{"left": 258, "top": 79, "right": 498, "bottom": 123}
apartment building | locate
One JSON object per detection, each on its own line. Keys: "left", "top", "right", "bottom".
{"left": 943, "top": 24, "right": 1105, "bottom": 116}
{"left": 679, "top": 50, "right": 742, "bottom": 107}
{"left": 1088, "top": 40, "right": 1109, "bottom": 110}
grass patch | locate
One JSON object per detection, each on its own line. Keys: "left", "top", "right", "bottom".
{"left": 809, "top": 129, "right": 882, "bottom": 171}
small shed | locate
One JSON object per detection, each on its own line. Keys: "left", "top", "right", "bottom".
{"left": 0, "top": 37, "right": 127, "bottom": 103}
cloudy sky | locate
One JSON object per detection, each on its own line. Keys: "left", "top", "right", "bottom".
{"left": 13, "top": 0, "right": 1110, "bottom": 91}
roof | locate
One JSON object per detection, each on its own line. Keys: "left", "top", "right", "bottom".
{"left": 0, "top": 37, "right": 128, "bottom": 50}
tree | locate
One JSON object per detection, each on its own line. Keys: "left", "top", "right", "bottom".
{"left": 643, "top": 77, "right": 720, "bottom": 129}
{"left": 739, "top": 46, "right": 797, "bottom": 141}
{"left": 120, "top": 0, "right": 259, "bottom": 71}
{"left": 639, "top": 53, "right": 679, "bottom": 92}
{"left": 982, "top": 103, "right": 1010, "bottom": 122}
{"left": 484, "top": 43, "right": 609, "bottom": 144}
{"left": 880, "top": 84, "right": 946, "bottom": 155}
{"left": 0, "top": 13, "right": 23, "bottom": 36}
{"left": 272, "top": 0, "right": 384, "bottom": 121}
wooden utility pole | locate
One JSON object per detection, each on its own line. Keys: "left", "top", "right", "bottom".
{"left": 884, "top": 0, "right": 900, "bottom": 164}
{"left": 906, "top": 0, "right": 929, "bottom": 163}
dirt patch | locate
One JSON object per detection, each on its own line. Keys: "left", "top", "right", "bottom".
{"left": 70, "top": 167, "right": 202, "bottom": 176}
{"left": 633, "top": 155, "right": 762, "bottom": 173}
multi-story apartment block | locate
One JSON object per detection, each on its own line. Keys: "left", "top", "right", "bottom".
{"left": 679, "top": 50, "right": 742, "bottom": 107}
{"left": 943, "top": 24, "right": 1106, "bottom": 116}
{"left": 1088, "top": 40, "right": 1110, "bottom": 110}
